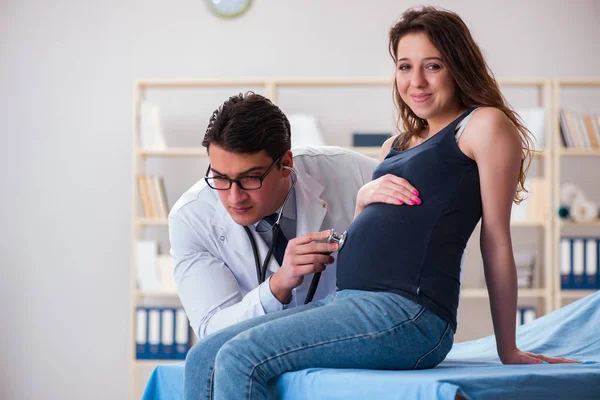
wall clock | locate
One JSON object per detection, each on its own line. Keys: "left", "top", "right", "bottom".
{"left": 206, "top": 0, "right": 252, "bottom": 18}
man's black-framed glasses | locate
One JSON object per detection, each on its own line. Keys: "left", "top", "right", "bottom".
{"left": 204, "top": 156, "right": 283, "bottom": 190}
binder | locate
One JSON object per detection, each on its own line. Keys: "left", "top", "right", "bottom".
{"left": 523, "top": 308, "right": 536, "bottom": 324}
{"left": 597, "top": 239, "right": 600, "bottom": 289}
{"left": 516, "top": 307, "right": 537, "bottom": 326}
{"left": 585, "top": 239, "right": 598, "bottom": 289}
{"left": 175, "top": 308, "right": 190, "bottom": 360}
{"left": 161, "top": 308, "right": 175, "bottom": 359}
{"left": 136, "top": 308, "right": 148, "bottom": 359}
{"left": 560, "top": 238, "right": 572, "bottom": 289}
{"left": 148, "top": 308, "right": 161, "bottom": 359}
{"left": 572, "top": 239, "right": 585, "bottom": 288}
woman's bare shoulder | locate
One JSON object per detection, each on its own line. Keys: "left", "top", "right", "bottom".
{"left": 379, "top": 134, "right": 401, "bottom": 162}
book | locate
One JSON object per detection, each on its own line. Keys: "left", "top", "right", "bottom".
{"left": 136, "top": 240, "right": 160, "bottom": 291}
{"left": 139, "top": 103, "right": 167, "bottom": 150}
{"left": 517, "top": 108, "right": 545, "bottom": 150}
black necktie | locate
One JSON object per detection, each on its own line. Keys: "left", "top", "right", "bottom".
{"left": 263, "top": 213, "right": 289, "bottom": 266}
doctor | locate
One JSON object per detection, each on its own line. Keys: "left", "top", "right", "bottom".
{"left": 169, "top": 92, "right": 377, "bottom": 339}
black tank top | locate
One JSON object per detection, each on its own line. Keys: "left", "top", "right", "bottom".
{"left": 336, "top": 108, "right": 482, "bottom": 332}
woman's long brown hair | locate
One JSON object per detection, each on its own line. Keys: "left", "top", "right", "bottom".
{"left": 389, "top": 6, "right": 533, "bottom": 203}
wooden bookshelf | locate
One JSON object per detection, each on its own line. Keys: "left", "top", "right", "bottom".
{"left": 551, "top": 79, "right": 600, "bottom": 310}
{"left": 128, "top": 77, "right": 596, "bottom": 399}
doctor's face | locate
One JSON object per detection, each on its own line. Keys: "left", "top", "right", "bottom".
{"left": 206, "top": 145, "right": 293, "bottom": 226}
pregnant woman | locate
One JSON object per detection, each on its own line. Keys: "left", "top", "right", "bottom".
{"left": 183, "top": 6, "right": 576, "bottom": 400}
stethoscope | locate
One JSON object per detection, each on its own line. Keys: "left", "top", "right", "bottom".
{"left": 242, "top": 166, "right": 347, "bottom": 304}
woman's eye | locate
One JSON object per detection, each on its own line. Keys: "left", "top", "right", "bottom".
{"left": 426, "top": 63, "right": 441, "bottom": 70}
{"left": 398, "top": 64, "right": 410, "bottom": 71}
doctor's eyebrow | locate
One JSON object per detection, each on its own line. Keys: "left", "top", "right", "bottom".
{"left": 210, "top": 165, "right": 265, "bottom": 177}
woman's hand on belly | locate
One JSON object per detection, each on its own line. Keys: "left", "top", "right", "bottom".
{"left": 354, "top": 174, "right": 421, "bottom": 219}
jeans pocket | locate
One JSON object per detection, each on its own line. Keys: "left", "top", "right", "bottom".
{"left": 412, "top": 323, "right": 453, "bottom": 370}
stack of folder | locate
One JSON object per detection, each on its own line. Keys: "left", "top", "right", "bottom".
{"left": 560, "top": 237, "right": 599, "bottom": 290}
{"left": 136, "top": 307, "right": 192, "bottom": 360}
{"left": 516, "top": 306, "right": 537, "bottom": 326}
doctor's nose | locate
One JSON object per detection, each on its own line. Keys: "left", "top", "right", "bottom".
{"left": 227, "top": 182, "right": 248, "bottom": 203}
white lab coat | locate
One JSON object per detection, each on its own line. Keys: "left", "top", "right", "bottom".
{"left": 169, "top": 146, "right": 377, "bottom": 338}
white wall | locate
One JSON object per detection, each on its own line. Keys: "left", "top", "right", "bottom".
{"left": 1, "top": 1, "right": 599, "bottom": 399}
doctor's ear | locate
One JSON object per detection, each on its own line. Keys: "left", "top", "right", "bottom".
{"left": 279, "top": 150, "right": 293, "bottom": 174}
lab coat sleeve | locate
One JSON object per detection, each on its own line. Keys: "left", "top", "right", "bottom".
{"left": 169, "top": 213, "right": 283, "bottom": 339}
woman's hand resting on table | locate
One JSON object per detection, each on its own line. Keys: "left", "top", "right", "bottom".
{"left": 354, "top": 174, "right": 421, "bottom": 218}
{"left": 500, "top": 348, "right": 579, "bottom": 364}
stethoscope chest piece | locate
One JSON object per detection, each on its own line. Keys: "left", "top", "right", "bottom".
{"left": 326, "top": 229, "right": 347, "bottom": 251}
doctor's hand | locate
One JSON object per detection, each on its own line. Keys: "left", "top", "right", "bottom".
{"left": 354, "top": 174, "right": 421, "bottom": 218}
{"left": 499, "top": 348, "right": 579, "bottom": 365}
{"left": 269, "top": 230, "right": 337, "bottom": 305}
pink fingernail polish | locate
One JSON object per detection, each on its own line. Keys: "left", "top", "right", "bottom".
{"left": 413, "top": 190, "right": 419, "bottom": 196}
{"left": 399, "top": 200, "right": 404, "bottom": 204}
{"left": 415, "top": 198, "right": 422, "bottom": 205}
{"left": 409, "top": 200, "right": 415, "bottom": 205}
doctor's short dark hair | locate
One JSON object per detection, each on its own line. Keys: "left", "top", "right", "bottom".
{"left": 202, "top": 92, "right": 292, "bottom": 162}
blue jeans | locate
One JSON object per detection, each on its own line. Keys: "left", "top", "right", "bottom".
{"left": 184, "top": 290, "right": 453, "bottom": 400}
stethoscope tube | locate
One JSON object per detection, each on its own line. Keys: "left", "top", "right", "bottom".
{"left": 304, "top": 230, "right": 347, "bottom": 304}
{"left": 304, "top": 272, "right": 321, "bottom": 304}
{"left": 243, "top": 223, "right": 282, "bottom": 284}
{"left": 240, "top": 166, "right": 347, "bottom": 305}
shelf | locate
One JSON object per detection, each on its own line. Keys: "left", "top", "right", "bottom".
{"left": 135, "top": 289, "right": 179, "bottom": 298}
{"left": 555, "top": 78, "right": 600, "bottom": 86}
{"left": 135, "top": 359, "right": 182, "bottom": 367}
{"left": 137, "top": 148, "right": 208, "bottom": 157}
{"left": 137, "top": 79, "right": 269, "bottom": 88}
{"left": 137, "top": 146, "right": 382, "bottom": 158}
{"left": 136, "top": 218, "right": 168, "bottom": 226}
{"left": 135, "top": 78, "right": 552, "bottom": 89}
{"left": 560, "top": 290, "right": 598, "bottom": 299}
{"left": 558, "top": 219, "right": 600, "bottom": 227}
{"left": 497, "top": 79, "right": 547, "bottom": 86}
{"left": 461, "top": 288, "right": 546, "bottom": 298}
{"left": 137, "top": 78, "right": 394, "bottom": 89}
{"left": 348, "top": 146, "right": 381, "bottom": 157}
{"left": 557, "top": 148, "right": 600, "bottom": 156}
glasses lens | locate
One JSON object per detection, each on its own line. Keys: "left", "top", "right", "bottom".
{"left": 238, "top": 177, "right": 262, "bottom": 190}
{"left": 207, "top": 178, "right": 231, "bottom": 190}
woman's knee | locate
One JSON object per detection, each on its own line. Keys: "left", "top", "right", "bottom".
{"left": 185, "top": 340, "right": 212, "bottom": 374}
{"left": 214, "top": 336, "right": 249, "bottom": 372}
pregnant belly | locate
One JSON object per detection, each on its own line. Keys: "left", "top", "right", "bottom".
{"left": 335, "top": 203, "right": 425, "bottom": 291}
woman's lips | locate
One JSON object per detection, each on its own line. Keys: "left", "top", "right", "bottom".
{"left": 411, "top": 93, "right": 432, "bottom": 103}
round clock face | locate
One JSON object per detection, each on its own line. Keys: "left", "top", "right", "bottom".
{"left": 207, "top": 0, "right": 252, "bottom": 18}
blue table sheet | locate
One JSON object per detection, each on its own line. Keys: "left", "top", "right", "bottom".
{"left": 142, "top": 291, "right": 600, "bottom": 400}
